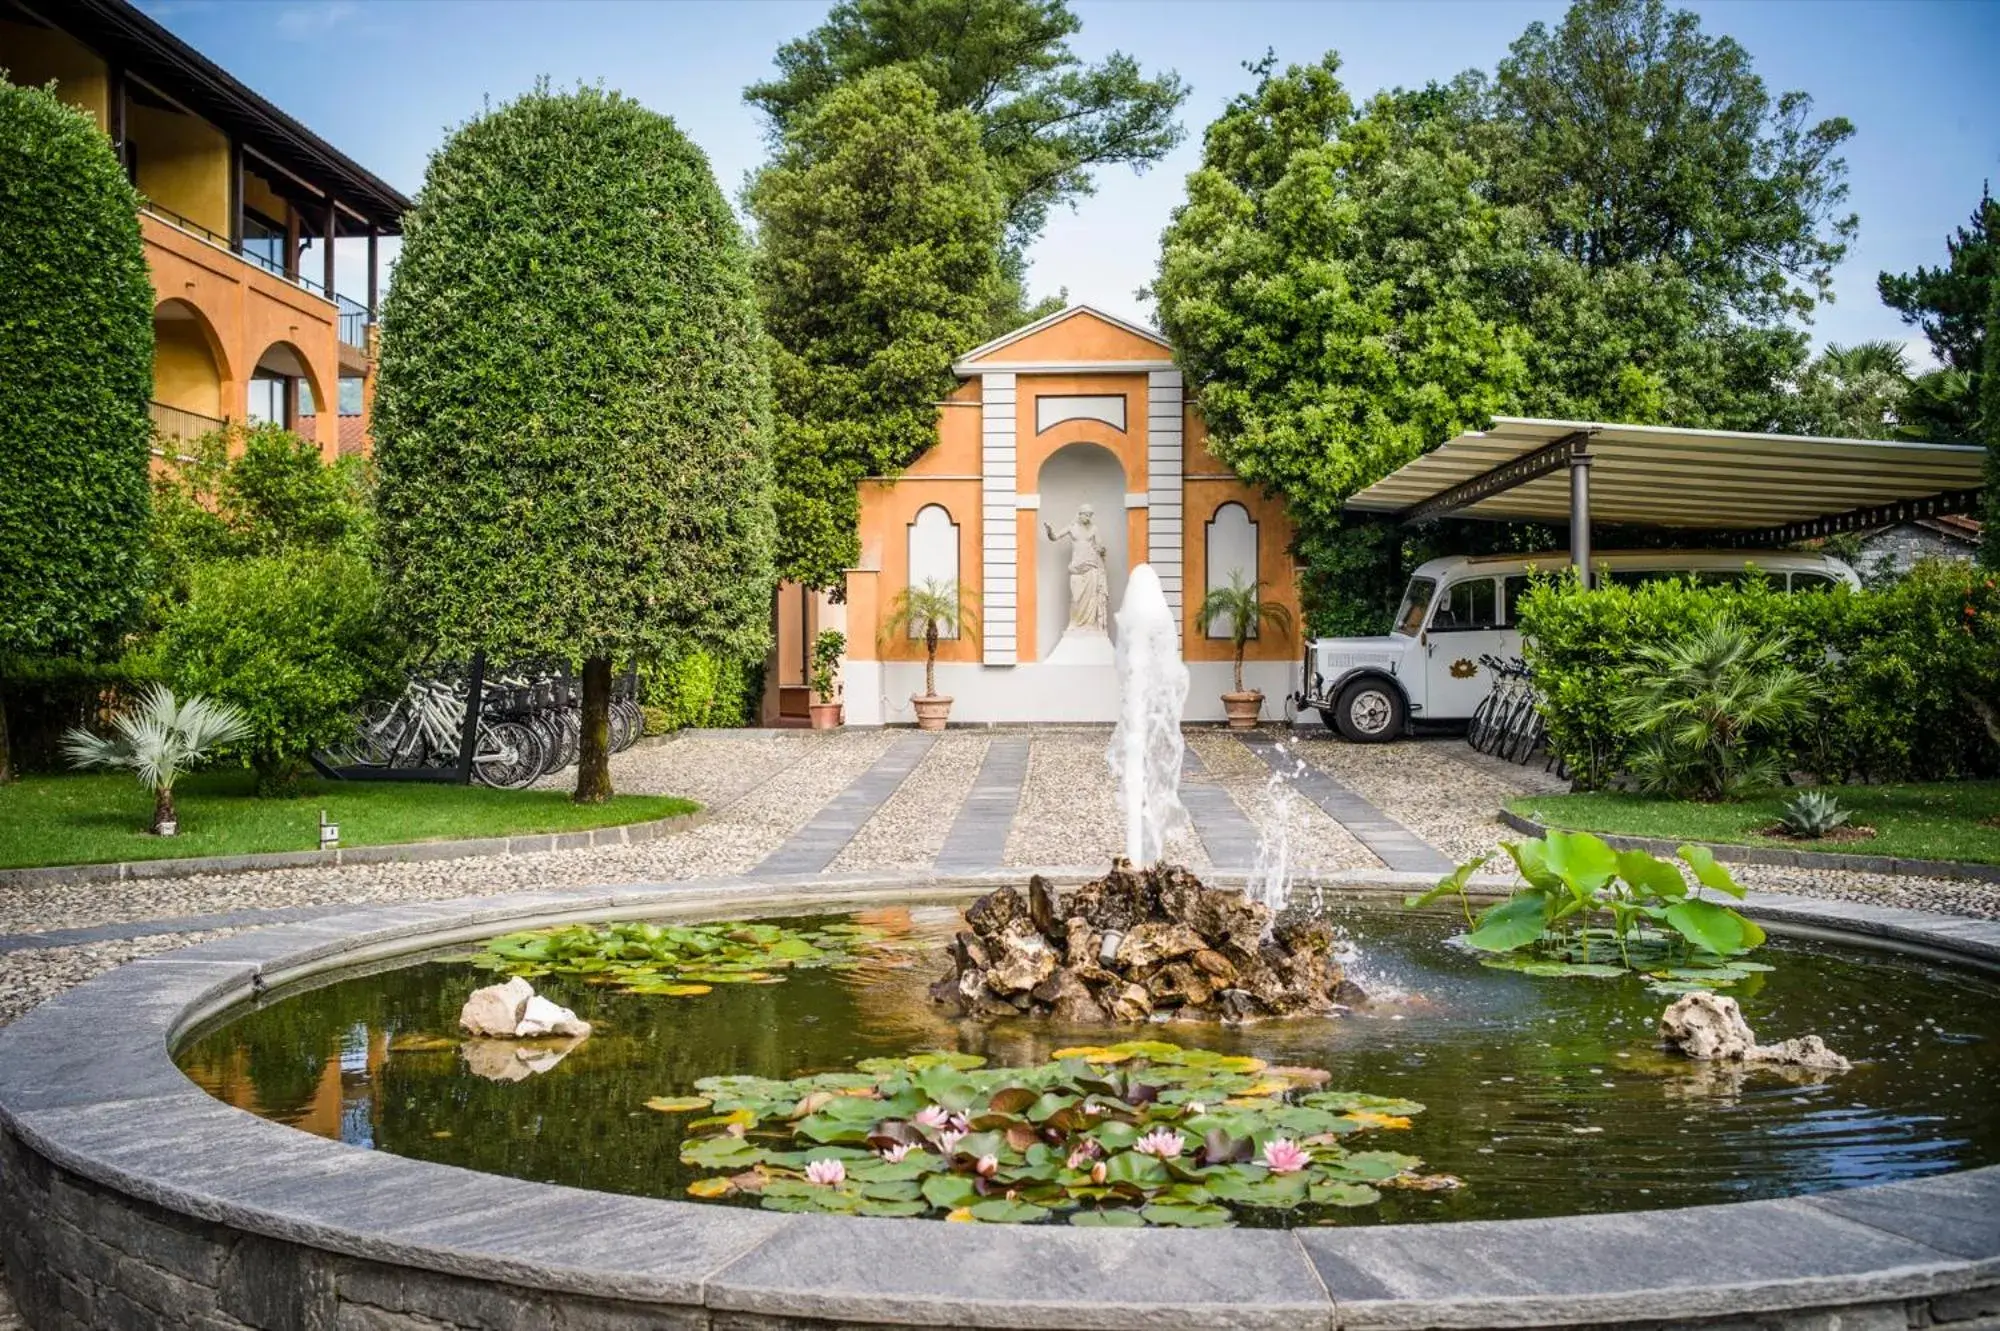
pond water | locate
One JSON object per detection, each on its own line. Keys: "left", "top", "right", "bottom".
{"left": 175, "top": 899, "right": 2000, "bottom": 1226}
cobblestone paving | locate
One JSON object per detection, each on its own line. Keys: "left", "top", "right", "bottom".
{"left": 1002, "top": 728, "right": 1208, "bottom": 869}
{"left": 1184, "top": 732, "right": 1377, "bottom": 874}
{"left": 833, "top": 732, "right": 989, "bottom": 872}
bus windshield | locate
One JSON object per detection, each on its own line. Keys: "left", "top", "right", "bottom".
{"left": 1393, "top": 578, "right": 1436, "bottom": 636}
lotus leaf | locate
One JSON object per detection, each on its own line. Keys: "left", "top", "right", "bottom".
{"left": 470, "top": 918, "right": 893, "bottom": 999}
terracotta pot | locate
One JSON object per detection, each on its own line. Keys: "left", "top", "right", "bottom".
{"left": 808, "top": 701, "right": 844, "bottom": 730}
{"left": 1221, "top": 690, "right": 1264, "bottom": 730}
{"left": 911, "top": 695, "right": 954, "bottom": 732}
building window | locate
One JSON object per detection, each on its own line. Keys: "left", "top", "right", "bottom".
{"left": 907, "top": 504, "right": 960, "bottom": 638}
{"left": 1203, "top": 502, "right": 1258, "bottom": 638}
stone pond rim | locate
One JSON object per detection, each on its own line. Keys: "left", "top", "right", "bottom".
{"left": 1, "top": 868, "right": 1997, "bottom": 1331}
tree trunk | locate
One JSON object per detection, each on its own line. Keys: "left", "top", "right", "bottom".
{"left": 153, "top": 784, "right": 177, "bottom": 836}
{"left": 1233, "top": 645, "right": 1245, "bottom": 694}
{"left": 0, "top": 677, "right": 12, "bottom": 784}
{"left": 925, "top": 623, "right": 939, "bottom": 698}
{"left": 574, "top": 656, "right": 614, "bottom": 805}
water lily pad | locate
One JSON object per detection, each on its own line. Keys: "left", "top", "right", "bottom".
{"left": 1069, "top": 1208, "right": 1146, "bottom": 1227}
{"left": 644, "top": 1096, "right": 712, "bottom": 1113}
{"left": 1308, "top": 1181, "right": 1382, "bottom": 1207}
{"left": 686, "top": 1177, "right": 734, "bottom": 1199}
{"left": 1138, "top": 1202, "right": 1232, "bottom": 1227}
{"left": 969, "top": 1197, "right": 1050, "bottom": 1223}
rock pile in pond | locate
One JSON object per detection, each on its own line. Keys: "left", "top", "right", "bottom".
{"left": 1658, "top": 991, "right": 1849, "bottom": 1071}
{"left": 930, "top": 861, "right": 1359, "bottom": 1024}
{"left": 459, "top": 976, "right": 593, "bottom": 1040}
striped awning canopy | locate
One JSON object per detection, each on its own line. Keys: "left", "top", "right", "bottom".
{"left": 1345, "top": 417, "right": 1985, "bottom": 536}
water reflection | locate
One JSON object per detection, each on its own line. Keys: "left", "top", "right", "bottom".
{"left": 176, "top": 902, "right": 2000, "bottom": 1225}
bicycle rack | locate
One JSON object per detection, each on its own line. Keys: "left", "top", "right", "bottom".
{"left": 311, "top": 652, "right": 487, "bottom": 784}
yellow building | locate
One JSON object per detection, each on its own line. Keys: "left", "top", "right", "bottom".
{"left": 3, "top": 0, "right": 407, "bottom": 457}
{"left": 770, "top": 306, "right": 1303, "bottom": 725}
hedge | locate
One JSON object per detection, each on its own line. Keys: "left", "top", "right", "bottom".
{"left": 1517, "top": 562, "right": 2000, "bottom": 789}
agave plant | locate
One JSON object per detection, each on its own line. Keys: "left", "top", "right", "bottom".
{"left": 1779, "top": 790, "right": 1852, "bottom": 839}
{"left": 1611, "top": 619, "right": 1816, "bottom": 800}
{"left": 1194, "top": 574, "right": 1294, "bottom": 694}
{"left": 62, "top": 685, "right": 250, "bottom": 836}
{"left": 880, "top": 578, "right": 979, "bottom": 700}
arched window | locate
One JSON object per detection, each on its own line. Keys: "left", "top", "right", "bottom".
{"left": 906, "top": 503, "right": 960, "bottom": 638}
{"left": 1204, "top": 502, "right": 1258, "bottom": 638}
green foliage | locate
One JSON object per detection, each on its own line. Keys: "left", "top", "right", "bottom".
{"left": 749, "top": 67, "right": 1007, "bottom": 587}
{"left": 745, "top": 0, "right": 1187, "bottom": 264}
{"left": 810, "top": 630, "right": 846, "bottom": 704}
{"left": 1986, "top": 280, "right": 2000, "bottom": 567}
{"left": 62, "top": 685, "right": 250, "bottom": 834}
{"left": 667, "top": 1042, "right": 1441, "bottom": 1222}
{"left": 160, "top": 551, "right": 402, "bottom": 794}
{"left": 1518, "top": 564, "right": 2000, "bottom": 788}
{"left": 0, "top": 78, "right": 153, "bottom": 671}
{"left": 1778, "top": 790, "right": 1851, "bottom": 839}
{"left": 1152, "top": 2, "right": 1856, "bottom": 629}
{"left": 1194, "top": 575, "right": 1294, "bottom": 691}
{"left": 639, "top": 649, "right": 761, "bottom": 733}
{"left": 1791, "top": 341, "right": 1913, "bottom": 441}
{"left": 1412, "top": 831, "right": 1766, "bottom": 984}
{"left": 1611, "top": 619, "right": 1817, "bottom": 800}
{"left": 1880, "top": 182, "right": 1996, "bottom": 435}
{"left": 881, "top": 578, "right": 977, "bottom": 696}
{"left": 472, "top": 918, "right": 895, "bottom": 995}
{"left": 373, "top": 84, "right": 775, "bottom": 801}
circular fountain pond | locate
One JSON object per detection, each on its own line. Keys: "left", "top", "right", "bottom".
{"left": 174, "top": 896, "right": 2000, "bottom": 1228}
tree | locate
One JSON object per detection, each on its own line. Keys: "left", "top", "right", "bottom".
{"left": 1985, "top": 279, "right": 2000, "bottom": 568}
{"left": 1792, "top": 341, "right": 1913, "bottom": 440}
{"left": 1880, "top": 184, "right": 1998, "bottom": 442}
{"left": 880, "top": 578, "right": 978, "bottom": 699}
{"left": 373, "top": 86, "right": 775, "bottom": 803}
{"left": 745, "top": 0, "right": 1186, "bottom": 266}
{"left": 0, "top": 77, "right": 154, "bottom": 782}
{"left": 748, "top": 67, "right": 1007, "bottom": 588}
{"left": 62, "top": 685, "right": 250, "bottom": 836}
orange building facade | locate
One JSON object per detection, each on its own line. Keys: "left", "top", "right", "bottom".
{"left": 5, "top": 0, "right": 407, "bottom": 460}
{"left": 773, "top": 307, "right": 1303, "bottom": 726}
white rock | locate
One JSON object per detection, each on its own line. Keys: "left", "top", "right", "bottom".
{"left": 513, "top": 992, "right": 591, "bottom": 1038}
{"left": 459, "top": 976, "right": 534, "bottom": 1037}
{"left": 1659, "top": 991, "right": 1848, "bottom": 1071}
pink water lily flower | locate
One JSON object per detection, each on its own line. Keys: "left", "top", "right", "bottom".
{"left": 1065, "top": 1142, "right": 1100, "bottom": 1170}
{"left": 938, "top": 1128, "right": 966, "bottom": 1154}
{"left": 1133, "top": 1127, "right": 1186, "bottom": 1159}
{"left": 878, "top": 1143, "right": 913, "bottom": 1164}
{"left": 913, "top": 1105, "right": 951, "bottom": 1129}
{"left": 1261, "top": 1138, "right": 1311, "bottom": 1174}
{"left": 975, "top": 1154, "right": 999, "bottom": 1178}
{"left": 804, "top": 1158, "right": 847, "bottom": 1187}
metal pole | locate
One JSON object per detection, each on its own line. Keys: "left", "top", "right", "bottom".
{"left": 1569, "top": 451, "right": 1592, "bottom": 588}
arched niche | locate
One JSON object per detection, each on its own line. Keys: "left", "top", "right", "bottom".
{"left": 1034, "top": 441, "right": 1127, "bottom": 659}
{"left": 906, "top": 503, "right": 961, "bottom": 638}
{"left": 1204, "top": 501, "right": 1259, "bottom": 638}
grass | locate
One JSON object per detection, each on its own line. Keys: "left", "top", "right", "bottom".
{"left": 0, "top": 770, "right": 698, "bottom": 870}
{"left": 1509, "top": 781, "right": 2000, "bottom": 866}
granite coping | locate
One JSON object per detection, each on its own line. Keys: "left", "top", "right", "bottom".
{"left": 1500, "top": 807, "right": 2000, "bottom": 884}
{"left": 0, "top": 807, "right": 707, "bottom": 891}
{"left": 1, "top": 869, "right": 1997, "bottom": 1330}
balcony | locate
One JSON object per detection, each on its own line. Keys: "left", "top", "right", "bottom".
{"left": 141, "top": 202, "right": 374, "bottom": 352}
{"left": 150, "top": 400, "right": 227, "bottom": 456}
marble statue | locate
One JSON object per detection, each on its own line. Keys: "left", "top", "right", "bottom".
{"left": 1044, "top": 505, "right": 1110, "bottom": 632}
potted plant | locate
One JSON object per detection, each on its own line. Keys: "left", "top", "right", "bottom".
{"left": 1195, "top": 574, "right": 1294, "bottom": 730}
{"left": 61, "top": 684, "right": 251, "bottom": 836}
{"left": 882, "top": 578, "right": 978, "bottom": 731}
{"left": 809, "top": 629, "right": 846, "bottom": 729}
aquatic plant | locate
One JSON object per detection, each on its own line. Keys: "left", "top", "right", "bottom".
{"left": 1410, "top": 831, "right": 1768, "bottom": 993}
{"left": 653, "top": 1042, "right": 1447, "bottom": 1225}
{"left": 469, "top": 919, "right": 893, "bottom": 995}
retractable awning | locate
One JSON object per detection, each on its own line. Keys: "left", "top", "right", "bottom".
{"left": 1344, "top": 417, "right": 1984, "bottom": 582}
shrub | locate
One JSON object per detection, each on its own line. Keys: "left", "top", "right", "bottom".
{"left": 640, "top": 649, "right": 762, "bottom": 732}
{"left": 1612, "top": 619, "right": 1816, "bottom": 799}
{"left": 62, "top": 685, "right": 250, "bottom": 836}
{"left": 0, "top": 77, "right": 155, "bottom": 779}
{"left": 160, "top": 552, "right": 402, "bottom": 794}
{"left": 810, "top": 631, "right": 845, "bottom": 705}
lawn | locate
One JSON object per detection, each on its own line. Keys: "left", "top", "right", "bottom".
{"left": 0, "top": 771, "right": 698, "bottom": 870}
{"left": 1510, "top": 781, "right": 2000, "bottom": 866}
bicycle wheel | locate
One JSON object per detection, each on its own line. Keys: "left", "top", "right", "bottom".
{"left": 474, "top": 720, "right": 543, "bottom": 790}
{"left": 1467, "top": 691, "right": 1497, "bottom": 751}
{"left": 608, "top": 700, "right": 634, "bottom": 754}
{"left": 1506, "top": 705, "right": 1543, "bottom": 764}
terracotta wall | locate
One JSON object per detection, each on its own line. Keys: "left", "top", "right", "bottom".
{"left": 1181, "top": 410, "right": 1301, "bottom": 664}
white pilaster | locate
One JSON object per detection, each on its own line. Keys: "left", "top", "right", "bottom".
{"left": 980, "top": 373, "right": 1018, "bottom": 664}
{"left": 1146, "top": 369, "right": 1185, "bottom": 619}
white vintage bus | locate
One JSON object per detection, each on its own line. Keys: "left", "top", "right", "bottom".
{"left": 1296, "top": 549, "right": 1860, "bottom": 742}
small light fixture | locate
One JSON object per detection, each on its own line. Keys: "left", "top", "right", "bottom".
{"left": 319, "top": 808, "right": 340, "bottom": 851}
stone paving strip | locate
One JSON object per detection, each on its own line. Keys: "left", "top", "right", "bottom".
{"left": 1297, "top": 734, "right": 1532, "bottom": 865}
{"left": 1003, "top": 729, "right": 1208, "bottom": 870}
{"left": 934, "top": 736, "right": 1029, "bottom": 872}
{"left": 830, "top": 733, "right": 990, "bottom": 873}
{"left": 1186, "top": 732, "right": 1380, "bottom": 875}
{"left": 1177, "top": 746, "right": 1263, "bottom": 871}
{"left": 1245, "top": 734, "right": 1454, "bottom": 874}
{"left": 757, "top": 733, "right": 936, "bottom": 874}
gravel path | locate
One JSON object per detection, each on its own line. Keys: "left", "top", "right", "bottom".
{"left": 831, "top": 733, "right": 988, "bottom": 872}
{"left": 0, "top": 928, "right": 243, "bottom": 1028}
{"left": 1294, "top": 734, "right": 1532, "bottom": 864}
{"left": 1185, "top": 732, "right": 1379, "bottom": 873}
{"left": 1004, "top": 729, "right": 1208, "bottom": 869}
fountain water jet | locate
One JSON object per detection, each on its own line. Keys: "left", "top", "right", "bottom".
{"left": 1109, "top": 564, "right": 1189, "bottom": 865}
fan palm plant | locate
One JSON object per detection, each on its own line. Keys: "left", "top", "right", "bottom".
{"left": 1194, "top": 574, "right": 1294, "bottom": 694}
{"left": 62, "top": 684, "right": 251, "bottom": 835}
{"left": 880, "top": 578, "right": 978, "bottom": 700}
{"left": 1610, "top": 620, "right": 1816, "bottom": 800}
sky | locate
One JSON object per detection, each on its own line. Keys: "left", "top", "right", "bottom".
{"left": 141, "top": 0, "right": 2000, "bottom": 366}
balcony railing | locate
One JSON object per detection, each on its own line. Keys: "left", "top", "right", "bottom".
{"left": 143, "top": 202, "right": 375, "bottom": 349}
{"left": 149, "top": 400, "right": 228, "bottom": 450}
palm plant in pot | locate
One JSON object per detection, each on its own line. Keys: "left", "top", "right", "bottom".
{"left": 62, "top": 684, "right": 251, "bottom": 836}
{"left": 808, "top": 629, "right": 846, "bottom": 729}
{"left": 881, "top": 578, "right": 977, "bottom": 731}
{"left": 1195, "top": 574, "right": 1294, "bottom": 729}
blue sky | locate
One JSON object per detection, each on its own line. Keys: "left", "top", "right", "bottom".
{"left": 144, "top": 0, "right": 2000, "bottom": 364}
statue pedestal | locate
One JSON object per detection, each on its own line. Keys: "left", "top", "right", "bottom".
{"left": 1045, "top": 626, "right": 1115, "bottom": 666}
